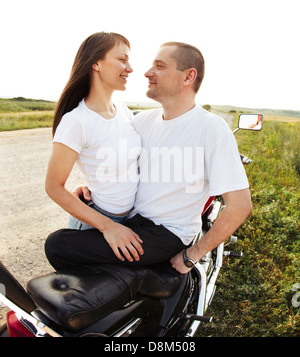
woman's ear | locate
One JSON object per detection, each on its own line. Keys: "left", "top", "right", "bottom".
{"left": 92, "top": 62, "right": 100, "bottom": 71}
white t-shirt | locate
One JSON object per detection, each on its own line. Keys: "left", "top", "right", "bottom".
{"left": 130, "top": 105, "right": 249, "bottom": 245}
{"left": 54, "top": 99, "right": 141, "bottom": 214}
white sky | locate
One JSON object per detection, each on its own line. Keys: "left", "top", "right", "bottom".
{"left": 1, "top": 0, "right": 299, "bottom": 110}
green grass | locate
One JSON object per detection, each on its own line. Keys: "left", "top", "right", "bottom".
{"left": 0, "top": 97, "right": 56, "bottom": 131}
{"left": 0, "top": 97, "right": 56, "bottom": 112}
{"left": 0, "top": 111, "right": 54, "bottom": 131}
{"left": 199, "top": 117, "right": 300, "bottom": 337}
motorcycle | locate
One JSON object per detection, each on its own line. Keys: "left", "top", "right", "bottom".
{"left": 0, "top": 113, "right": 263, "bottom": 338}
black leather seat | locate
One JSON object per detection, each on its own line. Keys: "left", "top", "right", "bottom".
{"left": 27, "top": 263, "right": 184, "bottom": 332}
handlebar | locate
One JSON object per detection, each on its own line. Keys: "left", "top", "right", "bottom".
{"left": 240, "top": 154, "right": 252, "bottom": 164}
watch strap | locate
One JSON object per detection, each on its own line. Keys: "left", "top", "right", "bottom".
{"left": 183, "top": 249, "right": 196, "bottom": 268}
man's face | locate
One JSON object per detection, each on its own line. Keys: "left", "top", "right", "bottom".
{"left": 144, "top": 46, "right": 185, "bottom": 103}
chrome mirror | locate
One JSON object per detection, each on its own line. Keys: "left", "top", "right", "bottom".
{"left": 238, "top": 114, "right": 263, "bottom": 131}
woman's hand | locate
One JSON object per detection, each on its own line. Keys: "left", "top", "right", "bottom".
{"left": 72, "top": 185, "right": 92, "bottom": 201}
{"left": 72, "top": 184, "right": 143, "bottom": 262}
{"left": 102, "top": 220, "right": 144, "bottom": 262}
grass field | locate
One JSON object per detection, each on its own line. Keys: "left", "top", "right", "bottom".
{"left": 1, "top": 98, "right": 299, "bottom": 336}
{"left": 199, "top": 116, "right": 300, "bottom": 337}
{"left": 263, "top": 115, "right": 300, "bottom": 123}
{"left": 0, "top": 110, "right": 54, "bottom": 131}
{"left": 0, "top": 97, "right": 55, "bottom": 131}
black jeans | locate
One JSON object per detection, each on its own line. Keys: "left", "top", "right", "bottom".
{"left": 45, "top": 214, "right": 187, "bottom": 271}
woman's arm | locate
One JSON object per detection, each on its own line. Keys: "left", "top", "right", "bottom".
{"left": 45, "top": 142, "right": 143, "bottom": 262}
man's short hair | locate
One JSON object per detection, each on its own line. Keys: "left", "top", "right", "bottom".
{"left": 161, "top": 42, "right": 205, "bottom": 93}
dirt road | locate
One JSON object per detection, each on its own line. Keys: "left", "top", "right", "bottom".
{"left": 0, "top": 128, "right": 80, "bottom": 328}
{"left": 0, "top": 111, "right": 233, "bottom": 330}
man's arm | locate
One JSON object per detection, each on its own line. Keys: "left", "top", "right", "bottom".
{"left": 170, "top": 188, "right": 252, "bottom": 274}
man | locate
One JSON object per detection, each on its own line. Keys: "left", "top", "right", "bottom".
{"left": 45, "top": 42, "right": 252, "bottom": 274}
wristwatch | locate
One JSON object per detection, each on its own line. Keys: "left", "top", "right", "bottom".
{"left": 182, "top": 249, "right": 197, "bottom": 268}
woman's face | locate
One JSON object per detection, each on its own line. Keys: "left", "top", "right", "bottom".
{"left": 95, "top": 42, "right": 133, "bottom": 91}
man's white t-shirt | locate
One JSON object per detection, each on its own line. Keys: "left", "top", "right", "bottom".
{"left": 53, "top": 99, "right": 141, "bottom": 214}
{"left": 130, "top": 106, "right": 249, "bottom": 245}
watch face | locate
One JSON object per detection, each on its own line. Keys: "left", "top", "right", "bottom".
{"left": 185, "top": 260, "right": 194, "bottom": 268}
{"left": 183, "top": 250, "right": 195, "bottom": 267}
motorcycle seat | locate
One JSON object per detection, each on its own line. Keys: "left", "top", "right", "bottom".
{"left": 27, "top": 262, "right": 184, "bottom": 332}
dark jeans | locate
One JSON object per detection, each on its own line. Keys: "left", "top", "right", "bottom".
{"left": 45, "top": 214, "right": 187, "bottom": 271}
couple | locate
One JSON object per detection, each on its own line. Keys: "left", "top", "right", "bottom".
{"left": 45, "top": 32, "right": 252, "bottom": 275}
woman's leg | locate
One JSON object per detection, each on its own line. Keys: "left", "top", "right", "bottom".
{"left": 45, "top": 214, "right": 186, "bottom": 271}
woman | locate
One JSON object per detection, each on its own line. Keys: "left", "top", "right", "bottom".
{"left": 45, "top": 32, "right": 143, "bottom": 263}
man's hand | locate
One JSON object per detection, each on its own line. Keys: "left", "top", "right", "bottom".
{"left": 170, "top": 249, "right": 193, "bottom": 274}
{"left": 171, "top": 188, "right": 252, "bottom": 274}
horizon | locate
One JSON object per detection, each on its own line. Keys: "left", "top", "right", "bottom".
{"left": 1, "top": 96, "right": 300, "bottom": 115}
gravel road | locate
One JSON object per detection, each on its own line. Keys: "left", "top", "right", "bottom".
{"left": 0, "top": 111, "right": 233, "bottom": 331}
{"left": 0, "top": 127, "right": 80, "bottom": 329}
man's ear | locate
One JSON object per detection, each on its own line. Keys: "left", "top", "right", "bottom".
{"left": 183, "top": 68, "right": 197, "bottom": 87}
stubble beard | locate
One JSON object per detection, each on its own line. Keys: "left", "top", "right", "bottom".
{"left": 146, "top": 87, "right": 166, "bottom": 105}
{"left": 146, "top": 88, "right": 158, "bottom": 101}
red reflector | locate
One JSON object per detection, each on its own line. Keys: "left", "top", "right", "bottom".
{"left": 202, "top": 196, "right": 215, "bottom": 215}
{"left": 6, "top": 311, "right": 35, "bottom": 337}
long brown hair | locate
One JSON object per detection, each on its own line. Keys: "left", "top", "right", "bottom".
{"left": 52, "top": 32, "right": 130, "bottom": 136}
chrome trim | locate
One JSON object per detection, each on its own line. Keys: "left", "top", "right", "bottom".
{"left": 0, "top": 292, "right": 61, "bottom": 337}
{"left": 185, "top": 240, "right": 225, "bottom": 337}
{"left": 113, "top": 318, "right": 141, "bottom": 337}
{"left": 185, "top": 262, "right": 207, "bottom": 337}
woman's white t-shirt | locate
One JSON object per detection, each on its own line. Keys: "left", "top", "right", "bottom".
{"left": 53, "top": 99, "right": 141, "bottom": 214}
